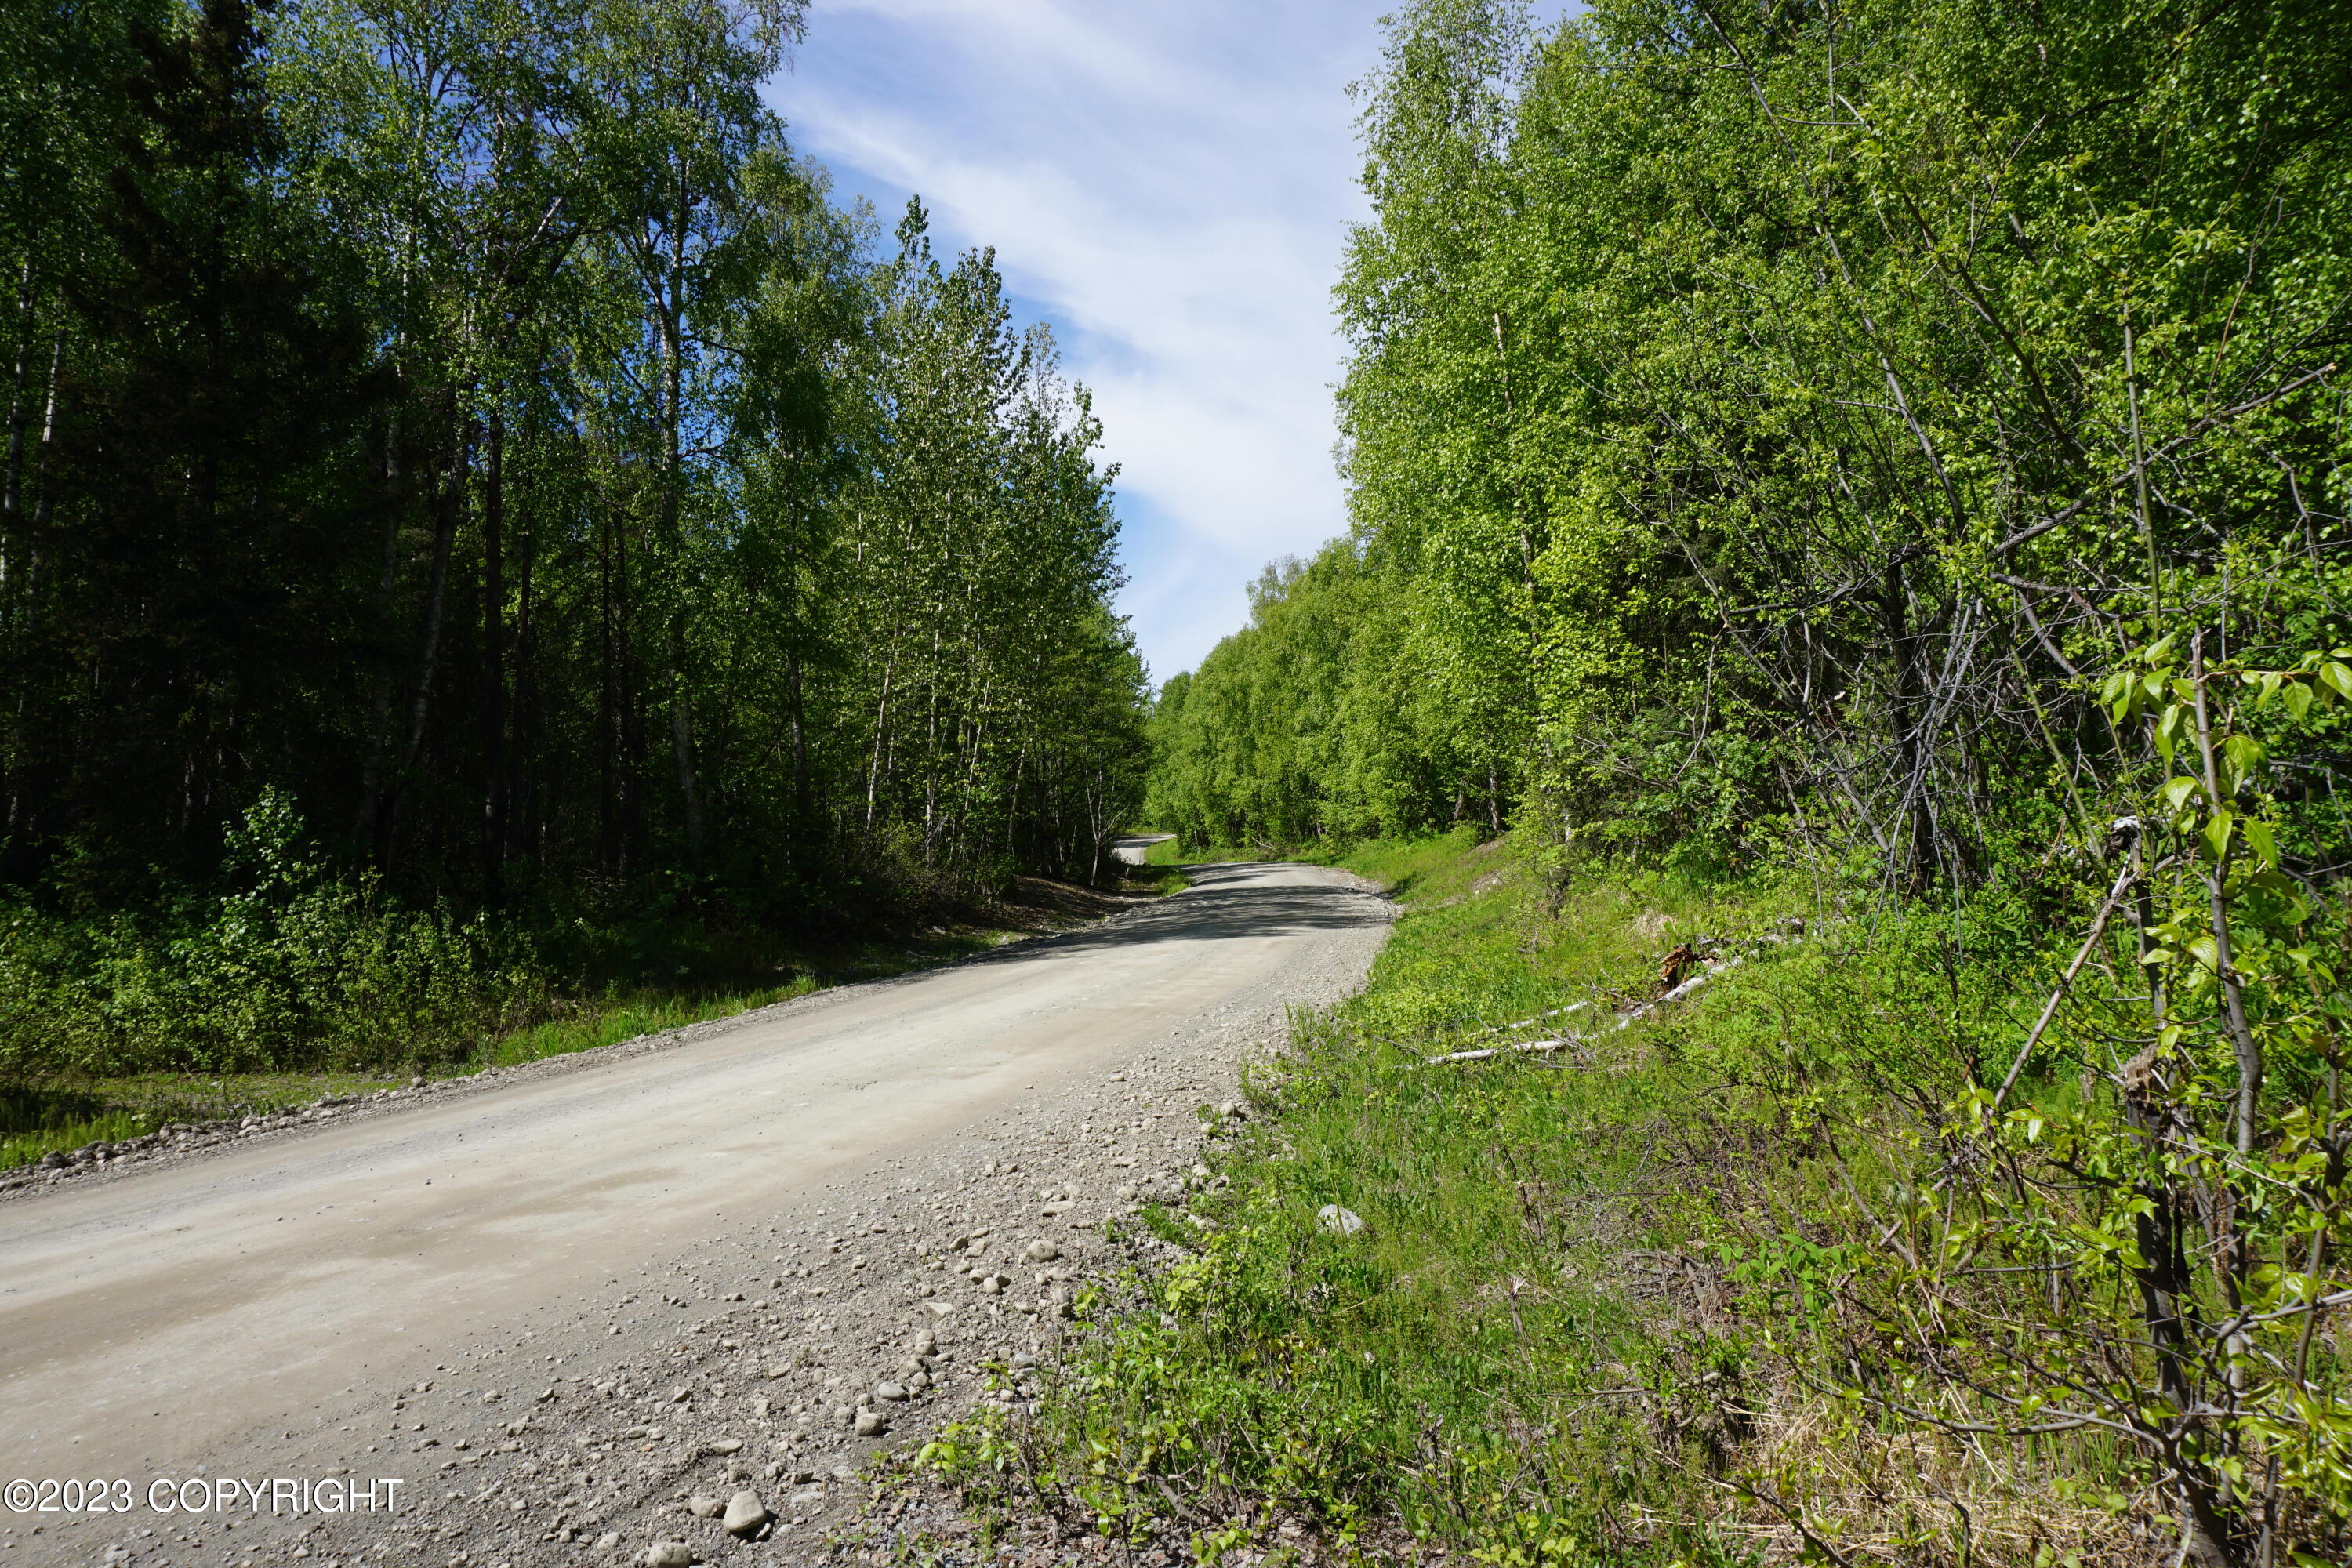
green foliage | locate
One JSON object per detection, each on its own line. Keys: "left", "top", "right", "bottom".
{"left": 1157, "top": 0, "right": 2352, "bottom": 884}
{"left": 1145, "top": 543, "right": 1501, "bottom": 851}
{"left": 0, "top": 1067, "right": 414, "bottom": 1173}
{"left": 1116, "top": 3, "right": 2352, "bottom": 1548}
{"left": 949, "top": 830, "right": 2335, "bottom": 1560}
{"left": 0, "top": 793, "right": 541, "bottom": 1080}
{"left": 0, "top": 0, "right": 1146, "bottom": 927}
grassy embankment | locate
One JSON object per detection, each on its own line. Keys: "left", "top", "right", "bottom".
{"left": 0, "top": 872, "right": 1167, "bottom": 1174}
{"left": 929, "top": 828, "right": 2140, "bottom": 1566}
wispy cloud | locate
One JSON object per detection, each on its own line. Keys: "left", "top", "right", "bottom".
{"left": 773, "top": 0, "right": 1387, "bottom": 681}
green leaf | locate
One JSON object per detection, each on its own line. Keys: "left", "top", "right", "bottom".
{"left": 2204, "top": 809, "right": 2234, "bottom": 860}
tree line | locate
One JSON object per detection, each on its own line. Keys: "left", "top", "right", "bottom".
{"left": 1155, "top": 0, "right": 2352, "bottom": 889}
{"left": 1149, "top": 0, "right": 2352, "bottom": 1555}
{"left": 0, "top": 0, "right": 1145, "bottom": 913}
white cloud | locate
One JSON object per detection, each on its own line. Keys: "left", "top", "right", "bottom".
{"left": 772, "top": 0, "right": 1385, "bottom": 680}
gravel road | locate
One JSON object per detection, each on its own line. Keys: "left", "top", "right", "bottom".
{"left": 0, "top": 860, "right": 1392, "bottom": 1568}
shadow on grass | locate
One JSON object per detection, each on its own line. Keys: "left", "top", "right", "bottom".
{"left": 0, "top": 1081, "right": 109, "bottom": 1138}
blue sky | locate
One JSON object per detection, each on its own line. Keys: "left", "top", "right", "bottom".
{"left": 767, "top": 1, "right": 1391, "bottom": 686}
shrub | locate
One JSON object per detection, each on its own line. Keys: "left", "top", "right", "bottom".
{"left": 0, "top": 791, "right": 545, "bottom": 1079}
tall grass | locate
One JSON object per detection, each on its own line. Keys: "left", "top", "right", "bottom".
{"left": 930, "top": 833, "right": 2147, "bottom": 1564}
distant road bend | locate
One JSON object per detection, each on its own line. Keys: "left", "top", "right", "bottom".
{"left": 0, "top": 851, "right": 1389, "bottom": 1556}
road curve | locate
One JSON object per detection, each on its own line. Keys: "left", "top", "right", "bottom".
{"left": 0, "top": 861, "right": 1386, "bottom": 1504}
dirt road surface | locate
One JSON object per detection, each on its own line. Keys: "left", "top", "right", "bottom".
{"left": 0, "top": 861, "right": 1390, "bottom": 1566}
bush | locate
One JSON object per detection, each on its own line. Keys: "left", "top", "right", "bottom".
{"left": 0, "top": 792, "right": 545, "bottom": 1078}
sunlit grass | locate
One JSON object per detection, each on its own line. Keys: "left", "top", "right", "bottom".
{"left": 935, "top": 833, "right": 2131, "bottom": 1561}
{"left": 936, "top": 830, "right": 1791, "bottom": 1556}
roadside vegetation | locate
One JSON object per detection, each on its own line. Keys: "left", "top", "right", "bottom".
{"left": 953, "top": 0, "right": 2352, "bottom": 1562}
{"left": 0, "top": 840, "right": 1170, "bottom": 1172}
{"left": 952, "top": 820, "right": 2352, "bottom": 1563}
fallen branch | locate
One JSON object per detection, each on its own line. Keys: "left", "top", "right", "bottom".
{"left": 1425, "top": 1037, "right": 1581, "bottom": 1065}
{"left": 1465, "top": 1000, "right": 1593, "bottom": 1039}
{"left": 1423, "top": 959, "right": 1744, "bottom": 1064}
{"left": 1425, "top": 924, "right": 1818, "bottom": 1067}
{"left": 1989, "top": 858, "right": 2140, "bottom": 1111}
{"left": 1627, "top": 953, "right": 1745, "bottom": 1020}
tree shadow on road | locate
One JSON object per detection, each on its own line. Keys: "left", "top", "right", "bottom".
{"left": 952, "top": 862, "right": 1393, "bottom": 968}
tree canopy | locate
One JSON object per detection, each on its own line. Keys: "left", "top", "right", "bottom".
{"left": 0, "top": 0, "right": 1149, "bottom": 921}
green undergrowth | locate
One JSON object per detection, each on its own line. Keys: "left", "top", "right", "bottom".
{"left": 927, "top": 829, "right": 2144, "bottom": 1565}
{"left": 0, "top": 848, "right": 1174, "bottom": 1172}
{"left": 0, "top": 976, "right": 811, "bottom": 1172}
{"left": 1138, "top": 834, "right": 1186, "bottom": 866}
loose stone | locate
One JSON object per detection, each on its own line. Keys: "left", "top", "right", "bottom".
{"left": 721, "top": 1490, "right": 771, "bottom": 1538}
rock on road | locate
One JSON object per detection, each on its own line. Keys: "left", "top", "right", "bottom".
{"left": 0, "top": 858, "right": 1391, "bottom": 1565}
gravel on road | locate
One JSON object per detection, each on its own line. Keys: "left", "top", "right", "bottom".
{"left": 0, "top": 862, "right": 1392, "bottom": 1568}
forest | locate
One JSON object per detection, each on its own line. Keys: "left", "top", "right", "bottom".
{"left": 0, "top": 0, "right": 1149, "bottom": 1080}
{"left": 1101, "top": 0, "right": 2352, "bottom": 1561}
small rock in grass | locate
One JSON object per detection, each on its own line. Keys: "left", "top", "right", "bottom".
{"left": 1316, "top": 1203, "right": 1366, "bottom": 1236}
